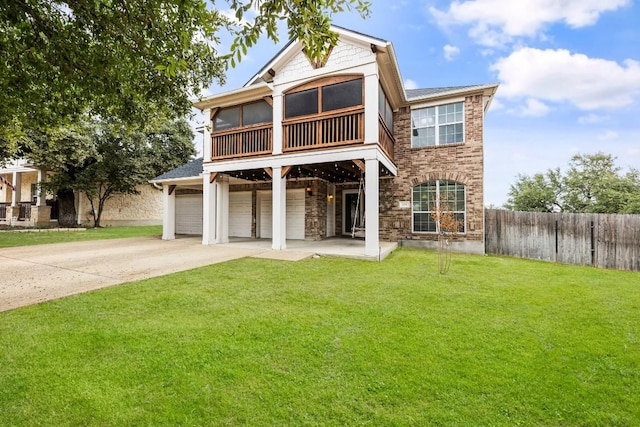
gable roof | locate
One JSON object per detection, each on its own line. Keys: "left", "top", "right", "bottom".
{"left": 244, "top": 25, "right": 394, "bottom": 87}
{"left": 151, "top": 157, "right": 203, "bottom": 182}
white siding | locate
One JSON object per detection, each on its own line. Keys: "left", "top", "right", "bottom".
{"left": 175, "top": 194, "right": 203, "bottom": 235}
{"left": 229, "top": 191, "right": 252, "bottom": 238}
{"left": 258, "top": 190, "right": 305, "bottom": 240}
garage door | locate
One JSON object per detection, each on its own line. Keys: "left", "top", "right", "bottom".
{"left": 258, "top": 189, "right": 305, "bottom": 240}
{"left": 229, "top": 191, "right": 252, "bottom": 237}
{"left": 175, "top": 194, "right": 203, "bottom": 235}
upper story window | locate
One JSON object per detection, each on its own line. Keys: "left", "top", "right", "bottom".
{"left": 284, "top": 76, "right": 363, "bottom": 119}
{"left": 411, "top": 102, "right": 463, "bottom": 148}
{"left": 378, "top": 85, "right": 393, "bottom": 133}
{"left": 213, "top": 100, "right": 272, "bottom": 131}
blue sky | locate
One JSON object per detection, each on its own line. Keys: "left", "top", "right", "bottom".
{"left": 199, "top": 0, "right": 640, "bottom": 206}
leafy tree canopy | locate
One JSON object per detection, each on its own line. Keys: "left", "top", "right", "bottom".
{"left": 0, "top": 0, "right": 370, "bottom": 156}
{"left": 506, "top": 153, "right": 640, "bottom": 214}
{"left": 24, "top": 117, "right": 195, "bottom": 226}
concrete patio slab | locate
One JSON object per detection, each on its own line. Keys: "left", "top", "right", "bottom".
{"left": 0, "top": 236, "right": 261, "bottom": 312}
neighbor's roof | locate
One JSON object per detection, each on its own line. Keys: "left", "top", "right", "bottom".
{"left": 151, "top": 157, "right": 203, "bottom": 182}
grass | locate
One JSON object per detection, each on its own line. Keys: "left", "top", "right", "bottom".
{"left": 0, "top": 225, "right": 162, "bottom": 248}
{"left": 1, "top": 248, "right": 639, "bottom": 426}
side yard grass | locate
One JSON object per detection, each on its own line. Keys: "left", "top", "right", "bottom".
{"left": 1, "top": 248, "right": 638, "bottom": 426}
{"left": 0, "top": 225, "right": 162, "bottom": 248}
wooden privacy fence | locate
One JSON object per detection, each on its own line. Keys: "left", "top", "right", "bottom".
{"left": 485, "top": 209, "right": 640, "bottom": 272}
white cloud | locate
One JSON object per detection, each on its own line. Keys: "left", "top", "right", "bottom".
{"left": 430, "top": 0, "right": 630, "bottom": 46}
{"left": 518, "top": 98, "right": 550, "bottom": 116}
{"left": 597, "top": 130, "right": 619, "bottom": 140}
{"left": 491, "top": 48, "right": 640, "bottom": 110}
{"left": 404, "top": 79, "right": 419, "bottom": 90}
{"left": 443, "top": 44, "right": 460, "bottom": 61}
{"left": 578, "top": 113, "right": 609, "bottom": 124}
{"left": 489, "top": 98, "right": 504, "bottom": 110}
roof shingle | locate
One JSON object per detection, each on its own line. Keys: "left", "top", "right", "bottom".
{"left": 152, "top": 157, "right": 203, "bottom": 181}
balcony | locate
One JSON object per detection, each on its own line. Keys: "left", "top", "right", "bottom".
{"left": 284, "top": 107, "right": 364, "bottom": 152}
{"left": 378, "top": 115, "right": 395, "bottom": 161}
{"left": 211, "top": 123, "right": 272, "bottom": 160}
{"left": 210, "top": 108, "right": 394, "bottom": 161}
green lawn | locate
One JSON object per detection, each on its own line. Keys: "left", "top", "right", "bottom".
{"left": 0, "top": 225, "right": 162, "bottom": 248}
{"left": 1, "top": 248, "right": 638, "bottom": 426}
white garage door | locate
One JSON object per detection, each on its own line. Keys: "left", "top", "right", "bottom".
{"left": 229, "top": 191, "right": 252, "bottom": 238}
{"left": 175, "top": 194, "right": 203, "bottom": 235}
{"left": 258, "top": 189, "right": 305, "bottom": 240}
{"left": 286, "top": 189, "right": 305, "bottom": 240}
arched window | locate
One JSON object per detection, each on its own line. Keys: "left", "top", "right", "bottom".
{"left": 284, "top": 75, "right": 363, "bottom": 119}
{"left": 412, "top": 180, "right": 466, "bottom": 233}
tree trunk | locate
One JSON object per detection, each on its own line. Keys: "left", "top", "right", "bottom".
{"left": 57, "top": 189, "right": 77, "bottom": 227}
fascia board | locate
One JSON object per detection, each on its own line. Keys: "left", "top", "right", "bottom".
{"left": 192, "top": 82, "right": 273, "bottom": 111}
{"left": 203, "top": 145, "right": 397, "bottom": 176}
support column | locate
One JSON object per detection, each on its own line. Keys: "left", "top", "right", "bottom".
{"left": 364, "top": 158, "right": 380, "bottom": 257}
{"left": 364, "top": 72, "right": 379, "bottom": 145}
{"left": 76, "top": 191, "right": 83, "bottom": 226}
{"left": 272, "top": 93, "right": 283, "bottom": 154}
{"left": 162, "top": 185, "right": 176, "bottom": 240}
{"left": 272, "top": 166, "right": 286, "bottom": 250}
{"left": 202, "top": 173, "right": 217, "bottom": 245}
{"left": 202, "top": 108, "right": 212, "bottom": 161}
{"left": 11, "top": 171, "right": 21, "bottom": 206}
{"left": 215, "top": 176, "right": 229, "bottom": 244}
{"left": 36, "top": 169, "right": 46, "bottom": 206}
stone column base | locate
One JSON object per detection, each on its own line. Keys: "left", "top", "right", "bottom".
{"left": 32, "top": 205, "right": 52, "bottom": 226}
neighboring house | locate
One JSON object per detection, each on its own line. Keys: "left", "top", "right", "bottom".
{"left": 152, "top": 26, "right": 498, "bottom": 255}
{"left": 0, "top": 159, "right": 163, "bottom": 227}
{"left": 0, "top": 159, "right": 52, "bottom": 226}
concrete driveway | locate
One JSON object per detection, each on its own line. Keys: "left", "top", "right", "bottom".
{"left": 0, "top": 237, "right": 265, "bottom": 312}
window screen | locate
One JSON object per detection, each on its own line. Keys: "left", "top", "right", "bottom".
{"left": 215, "top": 107, "right": 240, "bottom": 130}
{"left": 242, "top": 101, "right": 272, "bottom": 126}
{"left": 285, "top": 89, "right": 318, "bottom": 118}
{"left": 322, "top": 79, "right": 362, "bottom": 112}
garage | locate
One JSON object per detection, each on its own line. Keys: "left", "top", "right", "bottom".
{"left": 229, "top": 191, "right": 252, "bottom": 237}
{"left": 175, "top": 193, "right": 203, "bottom": 235}
{"left": 258, "top": 189, "right": 305, "bottom": 240}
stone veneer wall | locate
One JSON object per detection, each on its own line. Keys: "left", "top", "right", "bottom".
{"left": 78, "top": 184, "right": 163, "bottom": 226}
{"left": 379, "top": 94, "right": 485, "bottom": 253}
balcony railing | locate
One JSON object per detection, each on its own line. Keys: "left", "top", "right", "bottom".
{"left": 378, "top": 116, "right": 395, "bottom": 161}
{"left": 18, "top": 202, "right": 32, "bottom": 221}
{"left": 212, "top": 123, "right": 272, "bottom": 160}
{"left": 0, "top": 203, "right": 8, "bottom": 221}
{"left": 209, "top": 108, "right": 395, "bottom": 162}
{"left": 283, "top": 107, "right": 364, "bottom": 152}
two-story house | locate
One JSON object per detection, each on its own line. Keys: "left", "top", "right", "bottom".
{"left": 151, "top": 27, "right": 498, "bottom": 258}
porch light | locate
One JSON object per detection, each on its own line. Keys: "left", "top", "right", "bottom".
{"left": 306, "top": 186, "right": 313, "bottom": 197}
{"left": 327, "top": 194, "right": 333, "bottom": 201}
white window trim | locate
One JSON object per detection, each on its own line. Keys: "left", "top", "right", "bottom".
{"left": 411, "top": 101, "right": 465, "bottom": 148}
{"left": 411, "top": 180, "right": 466, "bottom": 234}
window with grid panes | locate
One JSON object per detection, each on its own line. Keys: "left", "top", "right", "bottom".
{"left": 411, "top": 102, "right": 463, "bottom": 147}
{"left": 412, "top": 180, "right": 466, "bottom": 233}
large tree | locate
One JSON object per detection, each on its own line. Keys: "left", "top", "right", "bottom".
{"left": 506, "top": 153, "right": 640, "bottom": 214}
{"left": 0, "top": 0, "right": 370, "bottom": 156}
{"left": 25, "top": 118, "right": 195, "bottom": 227}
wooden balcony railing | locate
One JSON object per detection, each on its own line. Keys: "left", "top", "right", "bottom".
{"left": 378, "top": 116, "right": 395, "bottom": 161}
{"left": 283, "top": 107, "right": 364, "bottom": 152}
{"left": 212, "top": 123, "right": 272, "bottom": 160}
{"left": 209, "top": 108, "right": 394, "bottom": 161}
